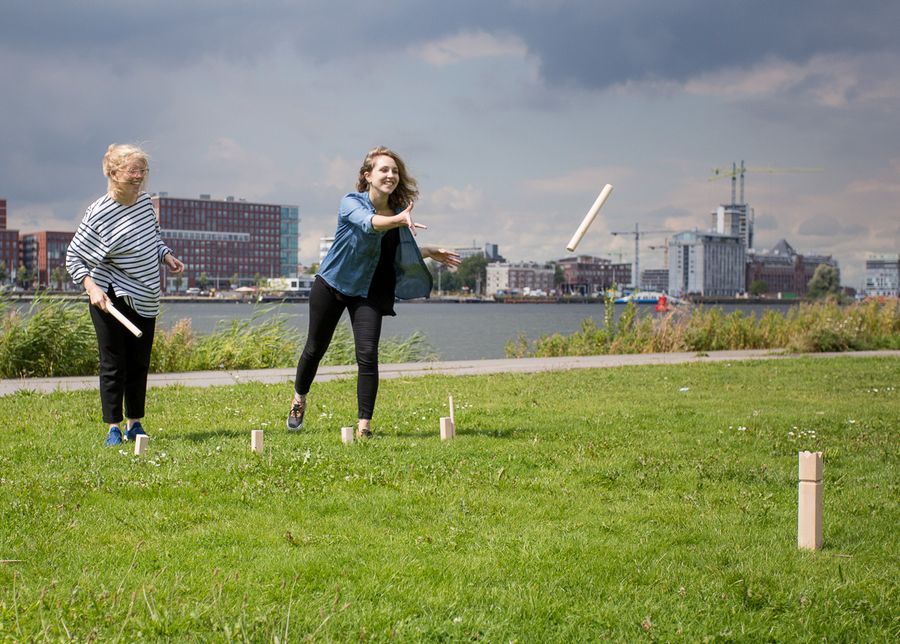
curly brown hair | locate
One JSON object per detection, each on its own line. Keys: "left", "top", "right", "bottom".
{"left": 356, "top": 146, "right": 419, "bottom": 211}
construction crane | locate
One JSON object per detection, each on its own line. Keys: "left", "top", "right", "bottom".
{"left": 647, "top": 239, "right": 670, "bottom": 267}
{"left": 610, "top": 223, "right": 674, "bottom": 289}
{"left": 710, "top": 160, "right": 824, "bottom": 204}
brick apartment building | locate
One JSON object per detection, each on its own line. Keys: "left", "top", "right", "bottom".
{"left": 151, "top": 194, "right": 299, "bottom": 291}
{"left": 557, "top": 255, "right": 631, "bottom": 296}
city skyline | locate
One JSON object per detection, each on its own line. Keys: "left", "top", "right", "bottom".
{"left": 2, "top": 1, "right": 898, "bottom": 288}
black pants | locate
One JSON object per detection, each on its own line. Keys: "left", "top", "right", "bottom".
{"left": 294, "top": 277, "right": 383, "bottom": 420}
{"left": 89, "top": 290, "right": 156, "bottom": 424}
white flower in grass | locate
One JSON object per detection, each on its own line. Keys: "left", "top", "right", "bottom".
{"left": 737, "top": 426, "right": 748, "bottom": 432}
{"left": 679, "top": 387, "right": 689, "bottom": 392}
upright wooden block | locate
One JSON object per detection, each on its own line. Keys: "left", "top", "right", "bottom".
{"left": 449, "top": 395, "right": 455, "bottom": 426}
{"left": 798, "top": 451, "right": 823, "bottom": 550}
{"left": 251, "top": 429, "right": 264, "bottom": 454}
{"left": 341, "top": 426, "right": 355, "bottom": 445}
{"left": 134, "top": 434, "right": 149, "bottom": 456}
{"left": 440, "top": 416, "right": 455, "bottom": 441}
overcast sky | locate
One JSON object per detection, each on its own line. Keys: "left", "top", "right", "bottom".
{"left": 2, "top": 0, "right": 898, "bottom": 287}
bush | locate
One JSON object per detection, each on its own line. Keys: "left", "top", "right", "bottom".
{"left": 0, "top": 295, "right": 98, "bottom": 378}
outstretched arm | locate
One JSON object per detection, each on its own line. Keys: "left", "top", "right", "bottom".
{"left": 372, "top": 203, "right": 427, "bottom": 235}
{"left": 421, "top": 246, "right": 461, "bottom": 268}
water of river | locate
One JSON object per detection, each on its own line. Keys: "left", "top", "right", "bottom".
{"left": 151, "top": 301, "right": 797, "bottom": 361}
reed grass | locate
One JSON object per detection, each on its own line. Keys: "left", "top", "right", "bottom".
{"left": 0, "top": 297, "right": 436, "bottom": 378}
{"left": 508, "top": 297, "right": 900, "bottom": 358}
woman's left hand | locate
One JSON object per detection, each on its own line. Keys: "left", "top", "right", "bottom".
{"left": 426, "top": 248, "right": 461, "bottom": 268}
{"left": 164, "top": 254, "right": 185, "bottom": 274}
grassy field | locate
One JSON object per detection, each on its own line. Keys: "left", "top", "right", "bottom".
{"left": 1, "top": 356, "right": 898, "bottom": 641}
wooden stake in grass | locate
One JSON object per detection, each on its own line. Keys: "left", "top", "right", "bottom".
{"left": 341, "top": 427, "right": 354, "bottom": 445}
{"left": 798, "top": 451, "right": 823, "bottom": 550}
{"left": 251, "top": 429, "right": 264, "bottom": 454}
{"left": 440, "top": 417, "right": 454, "bottom": 441}
{"left": 134, "top": 434, "right": 149, "bottom": 456}
{"left": 449, "top": 395, "right": 455, "bottom": 426}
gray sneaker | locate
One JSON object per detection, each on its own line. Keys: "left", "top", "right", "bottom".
{"left": 287, "top": 397, "right": 306, "bottom": 431}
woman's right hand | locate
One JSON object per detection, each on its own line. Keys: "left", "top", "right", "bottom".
{"left": 396, "top": 203, "right": 427, "bottom": 235}
{"left": 84, "top": 279, "right": 110, "bottom": 312}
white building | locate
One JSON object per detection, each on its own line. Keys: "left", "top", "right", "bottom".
{"left": 669, "top": 230, "right": 746, "bottom": 297}
{"left": 486, "top": 262, "right": 555, "bottom": 296}
{"left": 711, "top": 203, "right": 754, "bottom": 250}
{"left": 865, "top": 253, "right": 900, "bottom": 297}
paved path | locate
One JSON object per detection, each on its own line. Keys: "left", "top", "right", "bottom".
{"left": 1, "top": 349, "right": 897, "bottom": 396}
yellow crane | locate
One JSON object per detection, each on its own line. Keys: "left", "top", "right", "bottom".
{"left": 710, "top": 160, "right": 824, "bottom": 204}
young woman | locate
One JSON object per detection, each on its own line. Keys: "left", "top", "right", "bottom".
{"left": 288, "top": 146, "right": 460, "bottom": 438}
{"left": 66, "top": 144, "right": 185, "bottom": 446}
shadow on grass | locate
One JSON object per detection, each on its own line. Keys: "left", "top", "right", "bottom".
{"left": 180, "top": 429, "right": 248, "bottom": 442}
{"left": 390, "top": 427, "right": 517, "bottom": 439}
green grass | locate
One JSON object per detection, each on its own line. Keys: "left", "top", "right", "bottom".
{"left": 1, "top": 357, "right": 898, "bottom": 641}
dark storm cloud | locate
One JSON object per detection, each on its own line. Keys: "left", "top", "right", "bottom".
{"left": 4, "top": 1, "right": 898, "bottom": 87}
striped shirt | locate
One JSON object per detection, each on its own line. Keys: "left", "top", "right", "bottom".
{"left": 66, "top": 192, "right": 172, "bottom": 318}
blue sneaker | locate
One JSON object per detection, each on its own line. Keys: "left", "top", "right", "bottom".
{"left": 105, "top": 426, "right": 123, "bottom": 446}
{"left": 125, "top": 422, "right": 147, "bottom": 442}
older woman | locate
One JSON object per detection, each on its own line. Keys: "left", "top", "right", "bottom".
{"left": 66, "top": 143, "right": 184, "bottom": 446}
{"left": 288, "top": 146, "right": 460, "bottom": 438}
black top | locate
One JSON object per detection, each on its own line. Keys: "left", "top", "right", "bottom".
{"left": 366, "top": 228, "right": 400, "bottom": 316}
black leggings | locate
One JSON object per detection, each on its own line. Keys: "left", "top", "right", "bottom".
{"left": 89, "top": 290, "right": 157, "bottom": 424}
{"left": 294, "top": 277, "right": 384, "bottom": 420}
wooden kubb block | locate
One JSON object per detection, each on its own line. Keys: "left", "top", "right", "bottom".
{"left": 134, "top": 434, "right": 149, "bottom": 456}
{"left": 341, "top": 427, "right": 355, "bottom": 445}
{"left": 440, "top": 417, "right": 455, "bottom": 441}
{"left": 798, "top": 451, "right": 823, "bottom": 550}
{"left": 251, "top": 430, "right": 264, "bottom": 454}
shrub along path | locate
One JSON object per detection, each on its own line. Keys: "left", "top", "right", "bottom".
{"left": 1, "top": 348, "right": 897, "bottom": 396}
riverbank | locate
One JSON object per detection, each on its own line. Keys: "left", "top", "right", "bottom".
{"left": 4, "top": 290, "right": 822, "bottom": 305}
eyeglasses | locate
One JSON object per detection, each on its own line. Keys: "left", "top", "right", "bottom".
{"left": 122, "top": 167, "right": 149, "bottom": 176}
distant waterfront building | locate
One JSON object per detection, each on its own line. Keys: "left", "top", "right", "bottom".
{"left": 864, "top": 253, "right": 899, "bottom": 297}
{"left": 280, "top": 205, "right": 300, "bottom": 278}
{"left": 669, "top": 230, "right": 746, "bottom": 297}
{"left": 745, "top": 239, "right": 839, "bottom": 297}
{"left": 711, "top": 204, "right": 754, "bottom": 249}
{"left": 640, "top": 268, "right": 669, "bottom": 292}
{"left": 0, "top": 198, "right": 19, "bottom": 281}
{"left": 557, "top": 255, "right": 631, "bottom": 296}
{"left": 21, "top": 231, "right": 75, "bottom": 288}
{"left": 486, "top": 262, "right": 555, "bottom": 296}
{"left": 152, "top": 194, "right": 298, "bottom": 291}
{"left": 319, "top": 236, "right": 335, "bottom": 265}
{"left": 454, "top": 242, "right": 504, "bottom": 262}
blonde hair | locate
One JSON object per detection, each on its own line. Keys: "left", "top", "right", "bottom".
{"left": 103, "top": 143, "right": 149, "bottom": 195}
{"left": 356, "top": 146, "right": 418, "bottom": 211}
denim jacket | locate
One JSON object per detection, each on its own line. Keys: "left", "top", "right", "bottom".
{"left": 318, "top": 192, "right": 432, "bottom": 300}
